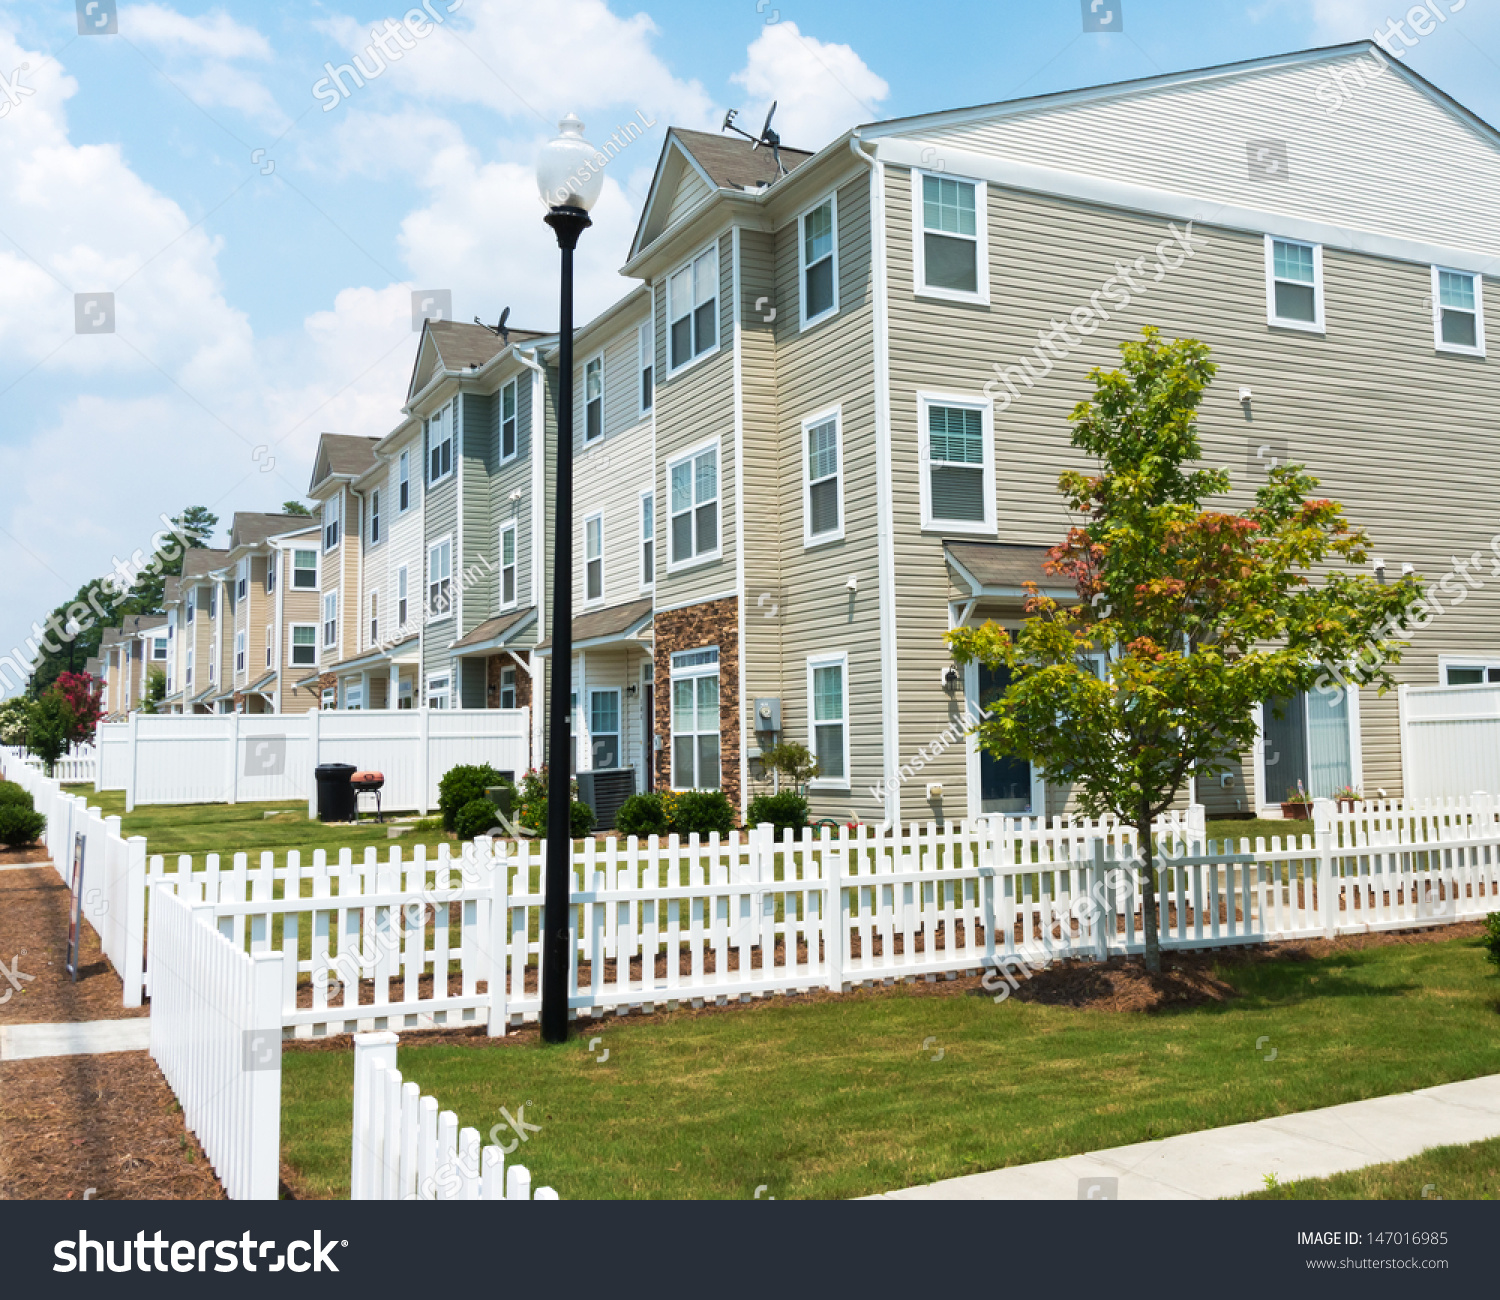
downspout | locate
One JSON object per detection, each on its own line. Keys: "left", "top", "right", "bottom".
{"left": 274, "top": 540, "right": 285, "bottom": 714}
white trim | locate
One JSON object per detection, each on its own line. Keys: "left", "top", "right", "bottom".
{"left": 910, "top": 168, "right": 989, "bottom": 305}
{"left": 321, "top": 590, "right": 339, "bottom": 654}
{"left": 499, "top": 378, "right": 520, "bottom": 463}
{"left": 582, "top": 350, "right": 605, "bottom": 444}
{"left": 587, "top": 686, "right": 622, "bottom": 770}
{"left": 732, "top": 225, "right": 748, "bottom": 816}
{"left": 797, "top": 190, "right": 840, "bottom": 330}
{"left": 668, "top": 644, "right": 722, "bottom": 792}
{"left": 582, "top": 511, "right": 605, "bottom": 608}
{"left": 917, "top": 389, "right": 997, "bottom": 535}
{"left": 426, "top": 534, "right": 453, "bottom": 623}
{"left": 425, "top": 671, "right": 451, "bottom": 711}
{"left": 801, "top": 403, "right": 845, "bottom": 548}
{"left": 427, "top": 400, "right": 455, "bottom": 486}
{"left": 1437, "top": 653, "right": 1500, "bottom": 685}
{"left": 397, "top": 448, "right": 412, "bottom": 512}
{"left": 291, "top": 546, "right": 319, "bottom": 591}
{"left": 664, "top": 434, "right": 723, "bottom": 573}
{"left": 368, "top": 589, "right": 379, "bottom": 649}
{"left": 638, "top": 486, "right": 655, "bottom": 593}
{"left": 1264, "top": 235, "right": 1325, "bottom": 334}
{"left": 498, "top": 521, "right": 519, "bottom": 611}
{"left": 289, "top": 623, "right": 318, "bottom": 670}
{"left": 665, "top": 238, "right": 721, "bottom": 376}
{"left": 806, "top": 651, "right": 851, "bottom": 790}
{"left": 636, "top": 317, "right": 654, "bottom": 419}
{"left": 1431, "top": 264, "right": 1487, "bottom": 357}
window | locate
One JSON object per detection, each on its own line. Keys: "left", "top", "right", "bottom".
{"left": 321, "top": 686, "right": 336, "bottom": 710}
{"left": 584, "top": 355, "right": 603, "bottom": 442}
{"left": 1265, "top": 237, "right": 1324, "bottom": 330}
{"left": 235, "top": 559, "right": 248, "bottom": 601}
{"left": 800, "top": 196, "right": 838, "bottom": 326}
{"left": 399, "top": 449, "right": 411, "bottom": 511}
{"left": 499, "top": 666, "right": 517, "bottom": 710}
{"left": 265, "top": 624, "right": 273, "bottom": 668}
{"left": 369, "top": 592, "right": 378, "bottom": 646}
{"left": 637, "top": 319, "right": 654, "bottom": 415}
{"left": 344, "top": 683, "right": 363, "bottom": 711}
{"left": 803, "top": 408, "right": 842, "bottom": 543}
{"left": 427, "top": 673, "right": 450, "bottom": 710}
{"left": 234, "top": 630, "right": 246, "bottom": 673}
{"left": 427, "top": 538, "right": 452, "bottom": 619}
{"left": 187, "top": 590, "right": 195, "bottom": 623}
{"left": 1441, "top": 658, "right": 1500, "bottom": 685}
{"left": 428, "top": 402, "right": 453, "bottom": 483}
{"left": 290, "top": 625, "right": 317, "bottom": 668}
{"left": 1260, "top": 688, "right": 1354, "bottom": 803}
{"left": 808, "top": 653, "right": 849, "bottom": 787}
{"left": 668, "top": 243, "right": 718, "bottom": 371}
{"left": 915, "top": 172, "right": 987, "bottom": 301}
{"left": 589, "top": 689, "right": 620, "bottom": 769}
{"left": 668, "top": 443, "right": 719, "bottom": 566}
{"left": 186, "top": 646, "right": 194, "bottom": 690}
{"left": 265, "top": 557, "right": 275, "bottom": 594}
{"left": 152, "top": 636, "right": 168, "bottom": 661}
{"left": 1432, "top": 267, "right": 1484, "bottom": 354}
{"left": 293, "top": 549, "right": 318, "bottom": 589}
{"left": 670, "top": 648, "right": 720, "bottom": 790}
{"left": 323, "top": 494, "right": 341, "bottom": 551}
{"left": 398, "top": 678, "right": 413, "bottom": 709}
{"left": 921, "top": 395, "right": 994, "bottom": 532}
{"left": 322, "top": 592, "right": 338, "bottom": 649}
{"left": 209, "top": 586, "right": 216, "bottom": 618}
{"left": 499, "top": 524, "right": 517, "bottom": 608}
{"left": 639, "top": 489, "right": 654, "bottom": 590}
{"left": 370, "top": 489, "right": 380, "bottom": 544}
{"left": 397, "top": 565, "right": 409, "bottom": 627}
{"left": 500, "top": 380, "right": 518, "bottom": 461}
{"left": 584, "top": 513, "right": 603, "bottom": 603}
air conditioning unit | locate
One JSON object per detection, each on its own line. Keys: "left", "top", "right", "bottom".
{"left": 576, "top": 767, "right": 636, "bottom": 831}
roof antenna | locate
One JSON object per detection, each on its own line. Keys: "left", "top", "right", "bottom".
{"left": 474, "top": 306, "right": 511, "bottom": 344}
{"left": 722, "top": 101, "right": 786, "bottom": 177}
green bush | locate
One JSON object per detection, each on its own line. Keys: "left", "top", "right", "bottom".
{"left": 746, "top": 791, "right": 809, "bottom": 837}
{"left": 0, "top": 804, "right": 46, "bottom": 848}
{"left": 672, "top": 789, "right": 735, "bottom": 838}
{"left": 437, "top": 764, "right": 512, "bottom": 833}
{"left": 615, "top": 792, "right": 670, "bottom": 838}
{"left": 0, "top": 780, "right": 33, "bottom": 810}
{"left": 453, "top": 797, "right": 502, "bottom": 840}
{"left": 515, "top": 767, "right": 596, "bottom": 838}
{"left": 1483, "top": 913, "right": 1500, "bottom": 971}
{"left": 411, "top": 817, "right": 442, "bottom": 832}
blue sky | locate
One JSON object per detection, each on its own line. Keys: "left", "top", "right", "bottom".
{"left": 2, "top": 0, "right": 1498, "bottom": 685}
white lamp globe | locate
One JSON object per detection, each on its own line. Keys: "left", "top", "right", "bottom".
{"left": 536, "top": 114, "right": 604, "bottom": 212}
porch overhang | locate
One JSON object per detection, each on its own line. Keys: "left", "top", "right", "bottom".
{"left": 534, "top": 598, "right": 653, "bottom": 657}
{"left": 944, "top": 541, "right": 1076, "bottom": 603}
{"left": 448, "top": 608, "right": 537, "bottom": 657}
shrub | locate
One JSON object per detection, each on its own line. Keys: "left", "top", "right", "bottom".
{"left": 1483, "top": 913, "right": 1500, "bottom": 971}
{"left": 0, "top": 804, "right": 46, "bottom": 848}
{"left": 0, "top": 781, "right": 33, "bottom": 810}
{"left": 453, "top": 797, "right": 501, "bottom": 840}
{"left": 615, "top": 792, "right": 670, "bottom": 838}
{"left": 672, "top": 789, "right": 735, "bottom": 837}
{"left": 437, "top": 764, "right": 511, "bottom": 833}
{"left": 515, "top": 767, "right": 596, "bottom": 838}
{"left": 746, "top": 791, "right": 809, "bottom": 837}
{"left": 411, "top": 817, "right": 442, "bottom": 832}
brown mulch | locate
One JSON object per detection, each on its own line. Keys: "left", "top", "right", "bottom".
{"left": 0, "top": 865, "right": 149, "bottom": 1024}
{"left": 0, "top": 1051, "right": 223, "bottom": 1200}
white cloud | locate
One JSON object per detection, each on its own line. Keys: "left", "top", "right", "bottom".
{"left": 730, "top": 21, "right": 889, "bottom": 152}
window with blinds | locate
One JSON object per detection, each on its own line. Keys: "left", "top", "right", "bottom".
{"left": 927, "top": 403, "right": 986, "bottom": 523}
{"left": 805, "top": 412, "right": 841, "bottom": 542}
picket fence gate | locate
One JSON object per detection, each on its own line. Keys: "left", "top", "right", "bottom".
{"left": 351, "top": 1033, "right": 558, "bottom": 1200}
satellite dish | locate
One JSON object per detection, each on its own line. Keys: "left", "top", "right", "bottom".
{"left": 720, "top": 100, "right": 787, "bottom": 177}
{"left": 474, "top": 307, "right": 512, "bottom": 344}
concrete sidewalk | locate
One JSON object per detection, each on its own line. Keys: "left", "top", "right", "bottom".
{"left": 873, "top": 1074, "right": 1500, "bottom": 1200}
{"left": 0, "top": 1018, "right": 153, "bottom": 1061}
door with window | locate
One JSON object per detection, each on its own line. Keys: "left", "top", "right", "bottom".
{"left": 589, "top": 689, "right": 620, "bottom": 769}
{"left": 670, "top": 648, "right": 720, "bottom": 790}
{"left": 972, "top": 658, "right": 1039, "bottom": 815}
{"left": 1261, "top": 689, "right": 1353, "bottom": 802}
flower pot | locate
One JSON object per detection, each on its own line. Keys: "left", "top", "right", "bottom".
{"left": 1281, "top": 801, "right": 1313, "bottom": 820}
{"left": 1337, "top": 799, "right": 1358, "bottom": 813}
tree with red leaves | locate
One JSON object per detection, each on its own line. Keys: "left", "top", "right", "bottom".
{"left": 949, "top": 328, "right": 1420, "bottom": 973}
{"left": 50, "top": 670, "right": 103, "bottom": 747}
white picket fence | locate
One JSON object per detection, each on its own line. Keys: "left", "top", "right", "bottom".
{"left": 15, "top": 743, "right": 99, "bottom": 784}
{"left": 148, "top": 886, "right": 282, "bottom": 1199}
{"left": 95, "top": 707, "right": 531, "bottom": 814}
{"left": 1, "top": 747, "right": 148, "bottom": 1006}
{"left": 352, "top": 1032, "right": 557, "bottom": 1200}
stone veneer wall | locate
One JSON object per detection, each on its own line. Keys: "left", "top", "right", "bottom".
{"left": 652, "top": 597, "right": 741, "bottom": 811}
{"left": 485, "top": 653, "right": 534, "bottom": 712}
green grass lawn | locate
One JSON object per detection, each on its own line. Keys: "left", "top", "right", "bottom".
{"left": 1244, "top": 1136, "right": 1500, "bottom": 1200}
{"left": 280, "top": 930, "right": 1500, "bottom": 1200}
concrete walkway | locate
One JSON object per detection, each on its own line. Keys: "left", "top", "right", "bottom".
{"left": 873, "top": 1074, "right": 1500, "bottom": 1200}
{"left": 0, "top": 1018, "right": 153, "bottom": 1061}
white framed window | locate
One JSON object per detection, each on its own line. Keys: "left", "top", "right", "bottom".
{"left": 499, "top": 665, "right": 517, "bottom": 709}
{"left": 667, "top": 440, "right": 720, "bottom": 569}
{"left": 584, "top": 354, "right": 603, "bottom": 443}
{"left": 588, "top": 688, "right": 621, "bottom": 769}
{"left": 321, "top": 685, "right": 336, "bottom": 710}
{"left": 584, "top": 513, "right": 603, "bottom": 604}
{"left": 234, "top": 630, "right": 246, "bottom": 673}
{"left": 397, "top": 565, "right": 409, "bottom": 627}
{"left": 398, "top": 678, "right": 413, "bottom": 709}
{"left": 322, "top": 591, "right": 339, "bottom": 649}
{"left": 235, "top": 558, "right": 248, "bottom": 601}
{"left": 293, "top": 549, "right": 318, "bottom": 589}
{"left": 209, "top": 586, "right": 217, "bottom": 618}
{"left": 369, "top": 592, "right": 378, "bottom": 646}
{"left": 264, "top": 557, "right": 275, "bottom": 594}
{"left": 264, "top": 624, "right": 273, "bottom": 669}
{"left": 427, "top": 673, "right": 451, "bottom": 710}
{"left": 799, "top": 194, "right": 839, "bottom": 328}
{"left": 670, "top": 647, "right": 720, "bottom": 790}
{"left": 427, "top": 537, "right": 452, "bottom": 619}
{"left": 322, "top": 494, "right": 341, "bottom": 551}
{"left": 499, "top": 523, "right": 517, "bottom": 609}
{"left": 428, "top": 402, "right": 454, "bottom": 484}
{"left": 802, "top": 406, "right": 843, "bottom": 545}
{"left": 370, "top": 489, "right": 381, "bottom": 544}
{"left": 1439, "top": 656, "right": 1500, "bottom": 686}
{"left": 290, "top": 625, "right": 317, "bottom": 668}
{"left": 919, "top": 392, "right": 995, "bottom": 533}
{"left": 637, "top": 319, "right": 654, "bottom": 415}
{"left": 667, "top": 242, "right": 719, "bottom": 372}
{"left": 152, "top": 636, "right": 168, "bottom": 661}
{"left": 344, "top": 683, "right": 364, "bottom": 711}
{"left": 1265, "top": 236, "right": 1324, "bottom": 331}
{"left": 500, "top": 380, "right": 519, "bottom": 462}
{"left": 186, "top": 646, "right": 194, "bottom": 690}
{"left": 639, "top": 488, "right": 654, "bottom": 591}
{"left": 398, "top": 449, "right": 411, "bottom": 512}
{"left": 208, "top": 643, "right": 215, "bottom": 683}
{"left": 1432, "top": 266, "right": 1485, "bottom": 355}
{"left": 807, "top": 652, "right": 850, "bottom": 788}
{"left": 187, "top": 590, "right": 195, "bottom": 623}
{"left": 913, "top": 171, "right": 988, "bottom": 303}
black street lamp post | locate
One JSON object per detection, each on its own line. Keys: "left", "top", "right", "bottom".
{"left": 536, "top": 116, "right": 601, "bottom": 1044}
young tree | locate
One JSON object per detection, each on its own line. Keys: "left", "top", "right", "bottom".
{"left": 51, "top": 671, "right": 103, "bottom": 745}
{"left": 26, "top": 691, "right": 75, "bottom": 776}
{"left": 948, "top": 328, "right": 1420, "bottom": 973}
{"left": 0, "top": 697, "right": 29, "bottom": 747}
{"left": 141, "top": 666, "right": 167, "bottom": 714}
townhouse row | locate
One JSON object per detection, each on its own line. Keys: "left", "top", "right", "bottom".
{"left": 99, "top": 43, "right": 1500, "bottom": 823}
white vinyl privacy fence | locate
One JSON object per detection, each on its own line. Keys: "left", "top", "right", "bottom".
{"left": 1399, "top": 682, "right": 1500, "bottom": 802}
{"left": 95, "top": 707, "right": 530, "bottom": 813}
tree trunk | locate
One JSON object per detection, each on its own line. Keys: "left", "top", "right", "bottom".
{"left": 1137, "top": 800, "right": 1161, "bottom": 974}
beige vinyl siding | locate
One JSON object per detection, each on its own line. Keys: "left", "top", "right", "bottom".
{"left": 460, "top": 391, "right": 496, "bottom": 636}
{"left": 664, "top": 167, "right": 712, "bottom": 229}
{"left": 276, "top": 533, "right": 322, "bottom": 713}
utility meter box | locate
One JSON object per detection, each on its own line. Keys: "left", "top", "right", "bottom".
{"left": 753, "top": 697, "right": 782, "bottom": 737}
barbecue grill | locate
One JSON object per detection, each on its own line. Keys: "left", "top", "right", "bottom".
{"left": 351, "top": 770, "right": 385, "bottom": 822}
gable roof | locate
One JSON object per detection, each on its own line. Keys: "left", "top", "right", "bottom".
{"left": 180, "top": 547, "right": 229, "bottom": 582}
{"left": 673, "top": 128, "right": 814, "bottom": 190}
{"left": 405, "top": 319, "right": 549, "bottom": 405}
{"left": 308, "top": 434, "right": 381, "bottom": 494}
{"left": 162, "top": 575, "right": 180, "bottom": 606}
{"left": 229, "top": 512, "right": 317, "bottom": 550}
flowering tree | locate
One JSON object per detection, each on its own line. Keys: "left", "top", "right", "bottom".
{"left": 51, "top": 671, "right": 103, "bottom": 745}
{"left": 948, "top": 328, "right": 1420, "bottom": 973}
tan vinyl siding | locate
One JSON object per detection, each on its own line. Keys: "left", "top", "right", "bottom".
{"left": 460, "top": 391, "right": 496, "bottom": 636}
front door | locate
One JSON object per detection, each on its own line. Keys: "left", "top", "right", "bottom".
{"left": 976, "top": 659, "right": 1038, "bottom": 815}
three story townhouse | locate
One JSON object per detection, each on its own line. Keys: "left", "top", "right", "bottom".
{"left": 175, "top": 547, "right": 230, "bottom": 713}
{"left": 99, "top": 614, "right": 169, "bottom": 717}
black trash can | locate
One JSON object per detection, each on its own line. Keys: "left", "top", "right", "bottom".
{"left": 314, "top": 763, "right": 358, "bottom": 823}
